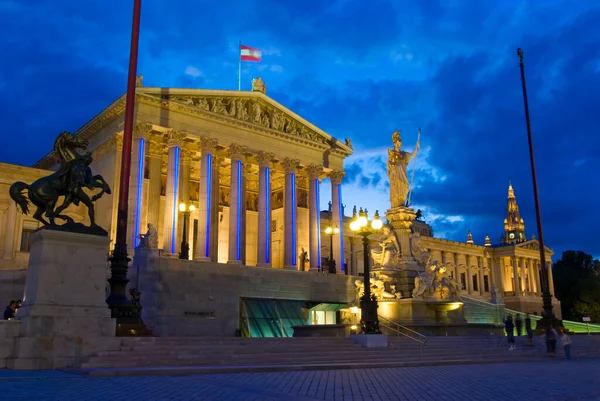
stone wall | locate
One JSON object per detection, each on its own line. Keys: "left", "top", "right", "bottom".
{"left": 134, "top": 249, "right": 356, "bottom": 337}
{"left": 0, "top": 321, "right": 19, "bottom": 368}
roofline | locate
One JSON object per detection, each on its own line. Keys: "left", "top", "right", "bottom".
{"left": 33, "top": 87, "right": 354, "bottom": 168}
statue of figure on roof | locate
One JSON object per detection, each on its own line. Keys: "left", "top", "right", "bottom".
{"left": 251, "top": 77, "right": 267, "bottom": 93}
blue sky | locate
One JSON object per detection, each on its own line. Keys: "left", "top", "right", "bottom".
{"left": 1, "top": 0, "right": 599, "bottom": 259}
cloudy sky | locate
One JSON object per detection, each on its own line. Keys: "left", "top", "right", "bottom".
{"left": 1, "top": 0, "right": 599, "bottom": 259}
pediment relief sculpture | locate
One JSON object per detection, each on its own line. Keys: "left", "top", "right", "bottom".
{"left": 160, "top": 94, "right": 333, "bottom": 146}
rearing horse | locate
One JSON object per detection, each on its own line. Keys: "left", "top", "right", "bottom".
{"left": 9, "top": 131, "right": 111, "bottom": 227}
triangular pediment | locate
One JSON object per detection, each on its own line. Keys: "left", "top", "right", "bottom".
{"left": 516, "top": 239, "right": 553, "bottom": 254}
{"left": 136, "top": 88, "right": 353, "bottom": 154}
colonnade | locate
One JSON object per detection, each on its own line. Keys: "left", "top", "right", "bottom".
{"left": 130, "top": 126, "right": 346, "bottom": 271}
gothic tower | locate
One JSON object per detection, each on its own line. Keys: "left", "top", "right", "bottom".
{"left": 502, "top": 181, "right": 526, "bottom": 244}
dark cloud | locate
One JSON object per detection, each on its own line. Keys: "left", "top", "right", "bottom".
{"left": 1, "top": 0, "right": 599, "bottom": 259}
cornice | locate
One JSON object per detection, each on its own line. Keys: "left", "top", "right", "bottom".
{"left": 33, "top": 88, "right": 354, "bottom": 170}
{"left": 136, "top": 92, "right": 352, "bottom": 157}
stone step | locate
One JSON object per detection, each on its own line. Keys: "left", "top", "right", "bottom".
{"left": 82, "top": 352, "right": 547, "bottom": 369}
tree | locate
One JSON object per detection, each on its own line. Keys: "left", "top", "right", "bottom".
{"left": 553, "top": 250, "right": 600, "bottom": 321}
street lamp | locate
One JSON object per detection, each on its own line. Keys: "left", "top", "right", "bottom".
{"left": 350, "top": 208, "right": 383, "bottom": 334}
{"left": 325, "top": 225, "right": 339, "bottom": 273}
{"left": 179, "top": 202, "right": 196, "bottom": 260}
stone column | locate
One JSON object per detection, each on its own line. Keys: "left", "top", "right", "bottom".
{"left": 478, "top": 256, "right": 485, "bottom": 295}
{"left": 350, "top": 238, "right": 358, "bottom": 276}
{"left": 2, "top": 201, "right": 17, "bottom": 260}
{"left": 228, "top": 144, "right": 247, "bottom": 264}
{"left": 195, "top": 138, "right": 217, "bottom": 261}
{"left": 128, "top": 122, "right": 152, "bottom": 249}
{"left": 512, "top": 256, "right": 521, "bottom": 295}
{"left": 497, "top": 257, "right": 506, "bottom": 294}
{"left": 466, "top": 255, "right": 473, "bottom": 295}
{"left": 519, "top": 258, "right": 528, "bottom": 295}
{"left": 177, "top": 148, "right": 192, "bottom": 254}
{"left": 535, "top": 261, "right": 541, "bottom": 295}
{"left": 307, "top": 164, "right": 323, "bottom": 272}
{"left": 283, "top": 158, "right": 299, "bottom": 270}
{"left": 256, "top": 152, "right": 274, "bottom": 267}
{"left": 146, "top": 139, "right": 163, "bottom": 232}
{"left": 241, "top": 163, "right": 248, "bottom": 266}
{"left": 548, "top": 262, "right": 555, "bottom": 295}
{"left": 210, "top": 157, "right": 222, "bottom": 262}
{"left": 453, "top": 254, "right": 460, "bottom": 288}
{"left": 162, "top": 130, "right": 185, "bottom": 256}
{"left": 329, "top": 170, "right": 345, "bottom": 274}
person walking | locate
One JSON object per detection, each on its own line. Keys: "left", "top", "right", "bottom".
{"left": 559, "top": 329, "right": 572, "bottom": 360}
{"left": 525, "top": 313, "right": 533, "bottom": 345}
{"left": 515, "top": 313, "right": 523, "bottom": 337}
{"left": 544, "top": 326, "right": 559, "bottom": 357}
{"left": 505, "top": 316, "right": 516, "bottom": 351}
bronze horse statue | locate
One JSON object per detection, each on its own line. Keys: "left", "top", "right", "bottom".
{"left": 9, "top": 131, "right": 111, "bottom": 228}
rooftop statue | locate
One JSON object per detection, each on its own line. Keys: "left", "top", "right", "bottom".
{"left": 387, "top": 131, "right": 420, "bottom": 209}
{"left": 9, "top": 131, "right": 111, "bottom": 234}
{"left": 251, "top": 77, "right": 267, "bottom": 93}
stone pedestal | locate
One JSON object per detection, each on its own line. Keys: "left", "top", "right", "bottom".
{"left": 386, "top": 206, "right": 417, "bottom": 261}
{"left": 373, "top": 266, "right": 421, "bottom": 298}
{"left": 7, "top": 229, "right": 118, "bottom": 370}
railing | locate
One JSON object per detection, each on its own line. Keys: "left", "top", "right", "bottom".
{"left": 461, "top": 295, "right": 503, "bottom": 324}
{"left": 378, "top": 315, "right": 427, "bottom": 345}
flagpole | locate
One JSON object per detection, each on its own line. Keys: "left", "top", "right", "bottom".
{"left": 517, "top": 48, "right": 558, "bottom": 330}
{"left": 238, "top": 40, "right": 242, "bottom": 91}
{"left": 406, "top": 128, "right": 421, "bottom": 207}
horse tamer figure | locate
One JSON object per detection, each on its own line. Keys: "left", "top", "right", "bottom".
{"left": 9, "top": 131, "right": 111, "bottom": 229}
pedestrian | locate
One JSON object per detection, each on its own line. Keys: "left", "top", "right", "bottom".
{"left": 525, "top": 313, "right": 533, "bottom": 345}
{"left": 559, "top": 329, "right": 572, "bottom": 360}
{"left": 544, "top": 326, "right": 559, "bottom": 357}
{"left": 3, "top": 300, "right": 16, "bottom": 320}
{"left": 505, "top": 315, "right": 516, "bottom": 351}
{"left": 515, "top": 313, "right": 523, "bottom": 336}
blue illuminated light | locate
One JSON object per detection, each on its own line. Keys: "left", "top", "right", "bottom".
{"left": 315, "top": 179, "right": 321, "bottom": 268}
{"left": 338, "top": 184, "right": 344, "bottom": 271}
{"left": 171, "top": 146, "right": 180, "bottom": 254}
{"left": 134, "top": 138, "right": 145, "bottom": 247}
{"left": 291, "top": 173, "right": 296, "bottom": 266}
{"left": 265, "top": 167, "right": 270, "bottom": 264}
{"left": 205, "top": 154, "right": 212, "bottom": 258}
{"left": 236, "top": 160, "right": 242, "bottom": 261}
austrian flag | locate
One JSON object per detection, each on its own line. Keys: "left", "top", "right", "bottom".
{"left": 240, "top": 45, "right": 262, "bottom": 62}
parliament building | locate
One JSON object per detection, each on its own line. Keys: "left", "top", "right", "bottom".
{"left": 0, "top": 80, "right": 560, "bottom": 320}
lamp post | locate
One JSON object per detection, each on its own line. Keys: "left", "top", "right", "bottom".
{"left": 350, "top": 208, "right": 383, "bottom": 334}
{"left": 106, "top": 0, "right": 148, "bottom": 334}
{"left": 179, "top": 202, "right": 195, "bottom": 260}
{"left": 325, "top": 225, "right": 339, "bottom": 273}
{"left": 516, "top": 48, "right": 560, "bottom": 330}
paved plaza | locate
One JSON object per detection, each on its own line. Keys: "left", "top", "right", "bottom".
{"left": 2, "top": 359, "right": 599, "bottom": 401}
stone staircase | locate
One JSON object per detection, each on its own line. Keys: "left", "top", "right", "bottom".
{"left": 70, "top": 335, "right": 600, "bottom": 376}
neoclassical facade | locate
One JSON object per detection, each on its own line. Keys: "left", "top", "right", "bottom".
{"left": 0, "top": 82, "right": 559, "bottom": 318}
{"left": 31, "top": 84, "right": 352, "bottom": 273}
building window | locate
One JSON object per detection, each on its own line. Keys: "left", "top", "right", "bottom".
{"left": 460, "top": 273, "right": 466, "bottom": 290}
{"left": 484, "top": 275, "right": 490, "bottom": 292}
{"left": 472, "top": 275, "right": 478, "bottom": 292}
{"left": 19, "top": 229, "right": 34, "bottom": 252}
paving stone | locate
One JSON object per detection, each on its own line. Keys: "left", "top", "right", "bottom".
{"left": 3, "top": 359, "right": 600, "bottom": 400}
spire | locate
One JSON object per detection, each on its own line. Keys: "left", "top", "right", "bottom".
{"left": 503, "top": 181, "right": 525, "bottom": 243}
{"left": 466, "top": 230, "right": 474, "bottom": 244}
